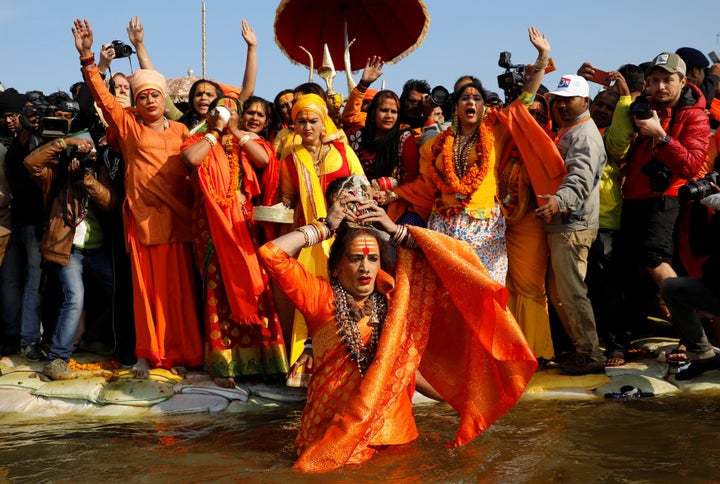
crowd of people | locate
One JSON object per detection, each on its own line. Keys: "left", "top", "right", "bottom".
{"left": 1, "top": 16, "right": 720, "bottom": 472}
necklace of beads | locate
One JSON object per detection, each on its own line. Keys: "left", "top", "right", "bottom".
{"left": 331, "top": 277, "right": 387, "bottom": 376}
{"left": 453, "top": 129, "right": 478, "bottom": 178}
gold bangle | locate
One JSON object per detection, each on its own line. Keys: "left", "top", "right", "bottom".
{"left": 534, "top": 57, "right": 549, "bottom": 70}
{"left": 202, "top": 133, "right": 217, "bottom": 147}
{"left": 239, "top": 134, "right": 251, "bottom": 147}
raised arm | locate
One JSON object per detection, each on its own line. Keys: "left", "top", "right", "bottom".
{"left": 127, "top": 16, "right": 154, "bottom": 70}
{"left": 237, "top": 19, "right": 257, "bottom": 103}
{"left": 73, "top": 18, "right": 94, "bottom": 59}
{"left": 521, "top": 26, "right": 551, "bottom": 97}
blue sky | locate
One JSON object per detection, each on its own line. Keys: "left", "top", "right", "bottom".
{"left": 2, "top": 0, "right": 719, "bottom": 103}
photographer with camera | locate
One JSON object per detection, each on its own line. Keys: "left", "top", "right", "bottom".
{"left": 619, "top": 52, "right": 710, "bottom": 340}
{"left": 24, "top": 131, "right": 118, "bottom": 380}
{"left": 0, "top": 92, "right": 65, "bottom": 362}
{"left": 661, "top": 179, "right": 720, "bottom": 380}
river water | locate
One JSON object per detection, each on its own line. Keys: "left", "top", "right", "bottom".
{"left": 1, "top": 393, "right": 720, "bottom": 483}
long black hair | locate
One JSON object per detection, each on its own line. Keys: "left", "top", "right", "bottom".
{"left": 179, "top": 79, "right": 225, "bottom": 129}
{"left": 241, "top": 95, "right": 272, "bottom": 139}
{"left": 359, "top": 90, "right": 405, "bottom": 178}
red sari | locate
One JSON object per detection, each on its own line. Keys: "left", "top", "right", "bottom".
{"left": 184, "top": 134, "right": 288, "bottom": 380}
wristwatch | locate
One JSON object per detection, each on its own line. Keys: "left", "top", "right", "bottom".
{"left": 657, "top": 135, "right": 671, "bottom": 146}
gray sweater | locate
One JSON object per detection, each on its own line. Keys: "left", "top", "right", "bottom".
{"left": 544, "top": 110, "right": 606, "bottom": 233}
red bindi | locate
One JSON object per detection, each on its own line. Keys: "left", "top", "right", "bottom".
{"left": 362, "top": 236, "right": 370, "bottom": 255}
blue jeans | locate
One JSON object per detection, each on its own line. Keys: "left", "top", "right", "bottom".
{"left": 46, "top": 247, "right": 114, "bottom": 362}
{"left": 0, "top": 225, "right": 43, "bottom": 347}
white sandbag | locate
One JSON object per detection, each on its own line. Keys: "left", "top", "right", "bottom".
{"left": 32, "top": 377, "right": 107, "bottom": 403}
{"left": 173, "top": 379, "right": 250, "bottom": 402}
{"left": 98, "top": 379, "right": 174, "bottom": 406}
{"left": 149, "top": 394, "right": 229, "bottom": 415}
{"left": 604, "top": 359, "right": 669, "bottom": 379}
{"left": 595, "top": 373, "right": 680, "bottom": 398}
{"left": 248, "top": 383, "right": 307, "bottom": 403}
{"left": 0, "top": 371, "right": 50, "bottom": 391}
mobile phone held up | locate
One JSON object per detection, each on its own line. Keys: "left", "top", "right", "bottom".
{"left": 709, "top": 51, "right": 720, "bottom": 64}
{"left": 589, "top": 68, "right": 613, "bottom": 87}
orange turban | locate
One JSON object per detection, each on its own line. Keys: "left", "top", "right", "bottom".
{"left": 129, "top": 69, "right": 166, "bottom": 102}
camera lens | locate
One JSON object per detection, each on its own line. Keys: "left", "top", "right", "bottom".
{"left": 430, "top": 86, "right": 450, "bottom": 106}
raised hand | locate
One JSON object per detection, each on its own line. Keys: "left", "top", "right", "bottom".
{"left": 72, "top": 18, "right": 94, "bottom": 57}
{"left": 360, "top": 56, "right": 384, "bottom": 85}
{"left": 241, "top": 19, "right": 257, "bottom": 48}
{"left": 127, "top": 16, "right": 145, "bottom": 47}
{"left": 528, "top": 26, "right": 550, "bottom": 58}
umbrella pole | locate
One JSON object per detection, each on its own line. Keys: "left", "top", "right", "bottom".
{"left": 202, "top": 2, "right": 207, "bottom": 79}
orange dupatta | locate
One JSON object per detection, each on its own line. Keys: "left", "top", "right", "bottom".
{"left": 293, "top": 227, "right": 537, "bottom": 472}
{"left": 490, "top": 100, "right": 566, "bottom": 203}
{"left": 183, "top": 134, "right": 266, "bottom": 320}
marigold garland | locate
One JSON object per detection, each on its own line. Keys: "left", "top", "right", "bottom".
{"left": 69, "top": 358, "right": 121, "bottom": 371}
{"left": 201, "top": 135, "right": 240, "bottom": 208}
{"left": 429, "top": 120, "right": 495, "bottom": 217}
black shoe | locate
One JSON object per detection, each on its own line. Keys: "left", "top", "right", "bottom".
{"left": 20, "top": 343, "right": 46, "bottom": 361}
{"left": 559, "top": 354, "right": 606, "bottom": 375}
{"left": 675, "top": 354, "right": 720, "bottom": 381}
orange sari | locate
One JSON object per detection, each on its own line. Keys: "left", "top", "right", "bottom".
{"left": 183, "top": 133, "right": 288, "bottom": 379}
{"left": 259, "top": 226, "right": 537, "bottom": 472}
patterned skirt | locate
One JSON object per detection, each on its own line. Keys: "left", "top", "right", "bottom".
{"left": 428, "top": 205, "right": 508, "bottom": 284}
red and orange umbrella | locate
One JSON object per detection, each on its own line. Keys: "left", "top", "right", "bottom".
{"left": 274, "top": 0, "right": 430, "bottom": 72}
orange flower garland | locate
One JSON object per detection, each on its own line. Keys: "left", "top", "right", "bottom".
{"left": 429, "top": 120, "right": 495, "bottom": 217}
{"left": 201, "top": 135, "right": 241, "bottom": 208}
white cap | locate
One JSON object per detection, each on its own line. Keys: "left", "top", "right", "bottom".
{"left": 549, "top": 75, "right": 590, "bottom": 98}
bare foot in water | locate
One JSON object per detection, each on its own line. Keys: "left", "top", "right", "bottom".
{"left": 170, "top": 366, "right": 187, "bottom": 377}
{"left": 213, "top": 377, "right": 236, "bottom": 389}
{"left": 132, "top": 358, "right": 150, "bottom": 378}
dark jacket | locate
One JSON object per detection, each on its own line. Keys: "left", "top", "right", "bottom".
{"left": 689, "top": 197, "right": 720, "bottom": 292}
{"left": 23, "top": 138, "right": 117, "bottom": 265}
{"left": 624, "top": 82, "right": 710, "bottom": 200}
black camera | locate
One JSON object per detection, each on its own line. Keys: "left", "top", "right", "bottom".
{"left": 496, "top": 51, "right": 526, "bottom": 102}
{"left": 630, "top": 96, "right": 653, "bottom": 120}
{"left": 110, "top": 40, "right": 134, "bottom": 59}
{"left": 429, "top": 85, "right": 451, "bottom": 106}
{"left": 29, "top": 99, "right": 79, "bottom": 138}
{"left": 678, "top": 171, "right": 720, "bottom": 203}
{"left": 642, "top": 158, "right": 674, "bottom": 193}
{"left": 63, "top": 145, "right": 96, "bottom": 174}
{"left": 37, "top": 117, "right": 70, "bottom": 138}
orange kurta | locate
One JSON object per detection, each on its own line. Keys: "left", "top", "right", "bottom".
{"left": 84, "top": 64, "right": 202, "bottom": 369}
{"left": 259, "top": 226, "right": 537, "bottom": 472}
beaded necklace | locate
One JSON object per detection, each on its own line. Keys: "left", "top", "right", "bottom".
{"left": 453, "top": 129, "right": 479, "bottom": 178}
{"left": 331, "top": 277, "right": 387, "bottom": 376}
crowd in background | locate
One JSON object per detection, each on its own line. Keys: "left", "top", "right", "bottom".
{"left": 1, "top": 16, "right": 720, "bottom": 388}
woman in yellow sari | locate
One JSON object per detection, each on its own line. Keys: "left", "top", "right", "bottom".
{"left": 497, "top": 93, "right": 559, "bottom": 360}
{"left": 279, "top": 93, "right": 364, "bottom": 386}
